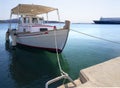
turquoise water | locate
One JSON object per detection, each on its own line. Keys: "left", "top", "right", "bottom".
{"left": 0, "top": 23, "right": 120, "bottom": 88}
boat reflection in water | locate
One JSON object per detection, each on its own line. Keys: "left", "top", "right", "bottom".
{"left": 6, "top": 45, "right": 69, "bottom": 87}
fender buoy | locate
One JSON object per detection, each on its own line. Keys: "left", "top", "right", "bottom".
{"left": 53, "top": 26, "right": 56, "bottom": 30}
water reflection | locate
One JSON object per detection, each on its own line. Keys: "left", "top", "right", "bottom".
{"left": 6, "top": 45, "right": 69, "bottom": 87}
{"left": 5, "top": 41, "right": 10, "bottom": 50}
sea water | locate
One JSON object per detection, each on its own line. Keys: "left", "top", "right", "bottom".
{"left": 0, "top": 23, "right": 120, "bottom": 88}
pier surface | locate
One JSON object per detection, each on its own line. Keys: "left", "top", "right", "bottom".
{"left": 58, "top": 57, "right": 120, "bottom": 87}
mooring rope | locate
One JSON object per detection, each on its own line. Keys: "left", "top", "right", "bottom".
{"left": 45, "top": 22, "right": 76, "bottom": 88}
{"left": 71, "top": 29, "right": 120, "bottom": 45}
{"left": 53, "top": 29, "right": 76, "bottom": 86}
{"left": 53, "top": 30, "right": 63, "bottom": 74}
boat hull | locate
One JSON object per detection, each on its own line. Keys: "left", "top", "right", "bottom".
{"left": 16, "top": 29, "right": 69, "bottom": 53}
{"left": 94, "top": 20, "right": 120, "bottom": 24}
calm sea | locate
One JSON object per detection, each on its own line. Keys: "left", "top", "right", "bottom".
{"left": 0, "top": 23, "right": 120, "bottom": 88}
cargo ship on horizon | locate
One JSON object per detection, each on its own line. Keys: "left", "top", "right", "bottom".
{"left": 93, "top": 17, "right": 120, "bottom": 24}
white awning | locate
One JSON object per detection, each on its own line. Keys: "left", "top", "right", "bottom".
{"left": 11, "top": 4, "right": 57, "bottom": 15}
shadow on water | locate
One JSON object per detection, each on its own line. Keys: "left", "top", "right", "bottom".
{"left": 5, "top": 43, "right": 69, "bottom": 88}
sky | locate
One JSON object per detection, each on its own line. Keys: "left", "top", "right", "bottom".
{"left": 1, "top": 0, "right": 120, "bottom": 23}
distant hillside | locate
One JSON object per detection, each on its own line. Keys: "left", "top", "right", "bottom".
{"left": 0, "top": 19, "right": 18, "bottom": 23}
{"left": 0, "top": 19, "right": 63, "bottom": 23}
{"left": 0, "top": 20, "right": 3, "bottom": 23}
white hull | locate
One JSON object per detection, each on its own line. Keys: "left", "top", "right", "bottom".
{"left": 7, "top": 4, "right": 70, "bottom": 53}
{"left": 16, "top": 29, "right": 69, "bottom": 52}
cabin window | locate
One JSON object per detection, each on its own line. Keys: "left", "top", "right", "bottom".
{"left": 24, "top": 18, "right": 26, "bottom": 23}
{"left": 23, "top": 28, "right": 26, "bottom": 32}
{"left": 38, "top": 18, "right": 44, "bottom": 24}
{"left": 19, "top": 17, "right": 22, "bottom": 24}
{"left": 32, "top": 18, "right": 38, "bottom": 23}
{"left": 24, "top": 17, "right": 30, "bottom": 24}
{"left": 26, "top": 17, "right": 30, "bottom": 23}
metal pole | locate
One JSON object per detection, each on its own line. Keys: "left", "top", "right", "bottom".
{"left": 9, "top": 12, "right": 12, "bottom": 30}
{"left": 46, "top": 13, "right": 48, "bottom": 23}
{"left": 57, "top": 9, "right": 60, "bottom": 22}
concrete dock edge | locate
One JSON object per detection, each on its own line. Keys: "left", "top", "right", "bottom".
{"left": 58, "top": 56, "right": 120, "bottom": 88}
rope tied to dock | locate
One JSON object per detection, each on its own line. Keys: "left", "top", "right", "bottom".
{"left": 71, "top": 29, "right": 120, "bottom": 45}
{"left": 45, "top": 27, "right": 76, "bottom": 88}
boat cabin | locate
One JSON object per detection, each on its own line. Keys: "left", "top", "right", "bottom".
{"left": 9, "top": 4, "right": 59, "bottom": 33}
{"left": 18, "top": 15, "right": 54, "bottom": 33}
{"left": 19, "top": 15, "right": 44, "bottom": 24}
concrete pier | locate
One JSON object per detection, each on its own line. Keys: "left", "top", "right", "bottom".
{"left": 58, "top": 57, "right": 120, "bottom": 88}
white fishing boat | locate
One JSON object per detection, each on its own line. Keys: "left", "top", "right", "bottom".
{"left": 6, "top": 4, "right": 70, "bottom": 53}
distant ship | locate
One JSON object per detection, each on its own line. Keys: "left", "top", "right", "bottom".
{"left": 93, "top": 17, "right": 120, "bottom": 24}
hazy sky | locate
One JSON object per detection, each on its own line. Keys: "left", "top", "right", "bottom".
{"left": 1, "top": 0, "right": 120, "bottom": 22}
